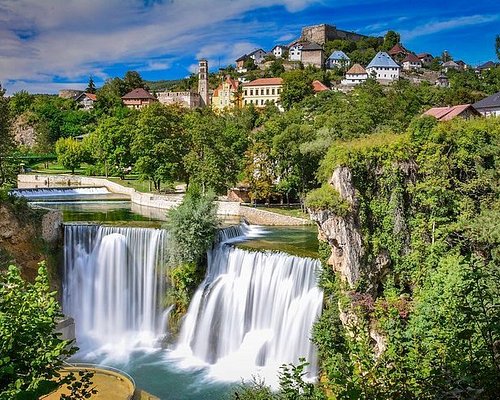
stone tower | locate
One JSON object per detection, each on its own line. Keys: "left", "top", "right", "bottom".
{"left": 198, "top": 59, "right": 209, "bottom": 107}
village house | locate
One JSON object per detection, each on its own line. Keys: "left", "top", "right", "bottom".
{"left": 341, "top": 63, "right": 368, "bottom": 86}
{"left": 212, "top": 76, "right": 240, "bottom": 111}
{"left": 242, "top": 77, "right": 283, "bottom": 109}
{"left": 272, "top": 45, "right": 287, "bottom": 58}
{"left": 300, "top": 42, "right": 325, "bottom": 69}
{"left": 249, "top": 49, "right": 267, "bottom": 65}
{"left": 423, "top": 104, "right": 481, "bottom": 121}
{"left": 366, "top": 51, "right": 400, "bottom": 83}
{"left": 235, "top": 54, "right": 250, "bottom": 72}
{"left": 74, "top": 92, "right": 96, "bottom": 111}
{"left": 312, "top": 80, "right": 330, "bottom": 93}
{"left": 326, "top": 50, "right": 350, "bottom": 69}
{"left": 388, "top": 43, "right": 410, "bottom": 61}
{"left": 121, "top": 88, "right": 157, "bottom": 109}
{"left": 288, "top": 41, "right": 304, "bottom": 61}
{"left": 402, "top": 53, "right": 422, "bottom": 71}
{"left": 473, "top": 92, "right": 500, "bottom": 117}
{"left": 442, "top": 60, "right": 460, "bottom": 72}
{"left": 475, "top": 61, "right": 497, "bottom": 73}
{"left": 435, "top": 72, "right": 450, "bottom": 88}
{"left": 417, "top": 52, "right": 434, "bottom": 65}
{"left": 157, "top": 91, "right": 201, "bottom": 109}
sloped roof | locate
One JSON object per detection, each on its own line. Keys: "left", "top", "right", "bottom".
{"left": 121, "top": 88, "right": 156, "bottom": 100}
{"left": 272, "top": 45, "right": 287, "bottom": 51}
{"left": 476, "top": 61, "right": 497, "bottom": 70}
{"left": 243, "top": 77, "right": 283, "bottom": 86}
{"left": 312, "top": 80, "right": 329, "bottom": 92}
{"left": 301, "top": 42, "right": 323, "bottom": 51}
{"left": 402, "top": 53, "right": 421, "bottom": 63}
{"left": 366, "top": 52, "right": 400, "bottom": 69}
{"left": 388, "top": 43, "right": 409, "bottom": 56}
{"left": 225, "top": 76, "right": 239, "bottom": 91}
{"left": 236, "top": 54, "right": 249, "bottom": 62}
{"left": 423, "top": 104, "right": 481, "bottom": 121}
{"left": 417, "top": 52, "right": 433, "bottom": 59}
{"left": 249, "top": 48, "right": 265, "bottom": 56}
{"left": 442, "top": 60, "right": 459, "bottom": 67}
{"left": 328, "top": 50, "right": 350, "bottom": 60}
{"left": 346, "top": 63, "right": 367, "bottom": 75}
{"left": 86, "top": 93, "right": 97, "bottom": 101}
{"left": 473, "top": 91, "right": 500, "bottom": 109}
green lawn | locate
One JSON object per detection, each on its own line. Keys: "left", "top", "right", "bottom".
{"left": 258, "top": 206, "right": 310, "bottom": 220}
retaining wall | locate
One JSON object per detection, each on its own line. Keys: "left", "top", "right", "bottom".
{"left": 240, "top": 206, "right": 312, "bottom": 226}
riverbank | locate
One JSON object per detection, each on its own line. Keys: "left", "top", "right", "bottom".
{"left": 17, "top": 174, "right": 312, "bottom": 226}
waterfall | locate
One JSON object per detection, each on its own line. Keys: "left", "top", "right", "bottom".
{"left": 11, "top": 187, "right": 110, "bottom": 199}
{"left": 173, "top": 237, "right": 323, "bottom": 387}
{"left": 63, "top": 224, "right": 168, "bottom": 358}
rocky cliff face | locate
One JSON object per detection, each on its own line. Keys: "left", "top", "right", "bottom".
{"left": 0, "top": 201, "right": 62, "bottom": 284}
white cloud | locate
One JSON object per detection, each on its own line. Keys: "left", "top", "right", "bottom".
{"left": 0, "top": 0, "right": 319, "bottom": 93}
{"left": 401, "top": 14, "right": 499, "bottom": 40}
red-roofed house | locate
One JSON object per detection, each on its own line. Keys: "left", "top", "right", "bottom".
{"left": 74, "top": 92, "right": 97, "bottom": 111}
{"left": 242, "top": 78, "right": 283, "bottom": 109}
{"left": 121, "top": 88, "right": 157, "bottom": 109}
{"left": 212, "top": 76, "right": 241, "bottom": 111}
{"left": 312, "top": 80, "right": 330, "bottom": 93}
{"left": 402, "top": 53, "right": 422, "bottom": 71}
{"left": 388, "top": 43, "right": 409, "bottom": 60}
{"left": 423, "top": 104, "right": 481, "bottom": 122}
{"left": 417, "top": 53, "right": 434, "bottom": 65}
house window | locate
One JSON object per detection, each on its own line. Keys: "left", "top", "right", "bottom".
{"left": 250, "top": 89, "right": 253, "bottom": 95}
{"left": 277, "top": 88, "right": 281, "bottom": 94}
{"left": 261, "top": 89, "right": 264, "bottom": 95}
{"left": 272, "top": 88, "right": 275, "bottom": 95}
{"left": 261, "top": 99, "right": 264, "bottom": 105}
{"left": 266, "top": 89, "right": 269, "bottom": 95}
{"left": 244, "top": 100, "right": 247, "bottom": 105}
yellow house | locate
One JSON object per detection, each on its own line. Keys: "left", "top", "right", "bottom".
{"left": 242, "top": 77, "right": 283, "bottom": 109}
{"left": 212, "top": 76, "right": 241, "bottom": 111}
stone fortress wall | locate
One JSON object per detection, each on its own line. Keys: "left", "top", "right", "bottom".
{"left": 301, "top": 24, "right": 369, "bottom": 44}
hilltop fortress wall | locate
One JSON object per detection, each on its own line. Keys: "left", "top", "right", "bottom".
{"left": 301, "top": 24, "right": 368, "bottom": 44}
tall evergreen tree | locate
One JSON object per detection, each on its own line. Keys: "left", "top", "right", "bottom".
{"left": 0, "top": 84, "right": 16, "bottom": 187}
{"left": 85, "top": 76, "right": 96, "bottom": 93}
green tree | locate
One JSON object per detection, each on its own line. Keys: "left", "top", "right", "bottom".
{"left": 280, "top": 69, "right": 314, "bottom": 110}
{"left": 0, "top": 85, "right": 16, "bottom": 187}
{"left": 0, "top": 264, "right": 74, "bottom": 399}
{"left": 96, "top": 77, "right": 126, "bottom": 113}
{"left": 55, "top": 137, "right": 87, "bottom": 174}
{"left": 8, "top": 90, "right": 33, "bottom": 117}
{"left": 123, "top": 70, "right": 147, "bottom": 92}
{"left": 85, "top": 76, "right": 96, "bottom": 94}
{"left": 382, "top": 30, "right": 400, "bottom": 50}
{"left": 132, "top": 103, "right": 186, "bottom": 191}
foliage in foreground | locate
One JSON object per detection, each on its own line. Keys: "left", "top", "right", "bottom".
{"left": 0, "top": 263, "right": 95, "bottom": 399}
{"left": 232, "top": 359, "right": 325, "bottom": 400}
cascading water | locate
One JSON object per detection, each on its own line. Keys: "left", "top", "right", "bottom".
{"left": 173, "top": 227, "right": 323, "bottom": 387}
{"left": 63, "top": 224, "right": 169, "bottom": 359}
{"left": 11, "top": 186, "right": 110, "bottom": 198}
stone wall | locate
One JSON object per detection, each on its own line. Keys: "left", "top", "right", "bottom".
{"left": 240, "top": 206, "right": 311, "bottom": 226}
{"left": 301, "top": 24, "right": 368, "bottom": 45}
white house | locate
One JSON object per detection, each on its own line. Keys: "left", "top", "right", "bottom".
{"left": 288, "top": 41, "right": 304, "bottom": 61}
{"left": 366, "top": 51, "right": 400, "bottom": 83}
{"left": 242, "top": 77, "right": 283, "bottom": 109}
{"left": 402, "top": 53, "right": 422, "bottom": 71}
{"left": 341, "top": 63, "right": 368, "bottom": 86}
{"left": 249, "top": 49, "right": 267, "bottom": 65}
{"left": 326, "top": 50, "right": 350, "bottom": 69}
{"left": 272, "top": 45, "right": 287, "bottom": 58}
{"left": 473, "top": 92, "right": 500, "bottom": 117}
{"left": 74, "top": 92, "right": 96, "bottom": 111}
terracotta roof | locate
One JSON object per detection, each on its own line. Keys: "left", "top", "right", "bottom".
{"left": 402, "top": 53, "right": 421, "bottom": 63}
{"left": 346, "top": 63, "right": 367, "bottom": 74}
{"left": 312, "top": 80, "right": 329, "bottom": 92}
{"left": 388, "top": 43, "right": 409, "bottom": 56}
{"left": 121, "top": 88, "right": 156, "bottom": 100}
{"left": 243, "top": 77, "right": 283, "bottom": 86}
{"left": 86, "top": 93, "right": 97, "bottom": 101}
{"left": 423, "top": 104, "right": 481, "bottom": 121}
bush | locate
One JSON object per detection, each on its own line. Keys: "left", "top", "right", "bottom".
{"left": 305, "top": 184, "right": 350, "bottom": 215}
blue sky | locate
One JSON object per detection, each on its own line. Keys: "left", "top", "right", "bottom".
{"left": 0, "top": 0, "right": 498, "bottom": 95}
